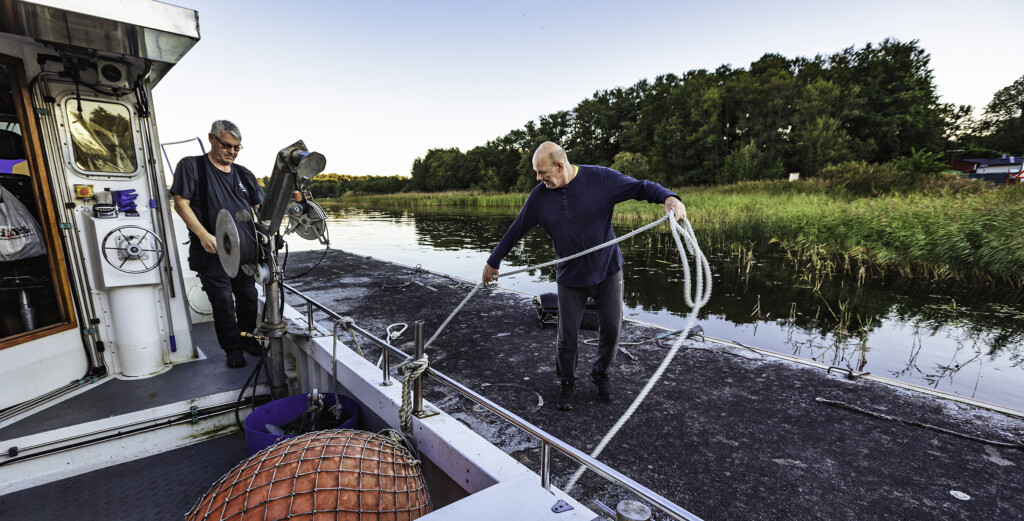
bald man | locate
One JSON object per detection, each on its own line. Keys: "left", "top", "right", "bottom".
{"left": 483, "top": 142, "right": 686, "bottom": 410}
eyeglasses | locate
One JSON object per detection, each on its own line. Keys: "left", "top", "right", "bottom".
{"left": 211, "top": 134, "right": 243, "bottom": 152}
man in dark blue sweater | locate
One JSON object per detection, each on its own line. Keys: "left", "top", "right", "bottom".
{"left": 482, "top": 141, "right": 686, "bottom": 410}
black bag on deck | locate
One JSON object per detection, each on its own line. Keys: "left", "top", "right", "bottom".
{"left": 533, "top": 292, "right": 599, "bottom": 330}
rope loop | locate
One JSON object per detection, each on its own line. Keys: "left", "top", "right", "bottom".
{"left": 333, "top": 317, "right": 364, "bottom": 357}
{"left": 397, "top": 354, "right": 429, "bottom": 435}
{"left": 382, "top": 264, "right": 423, "bottom": 291}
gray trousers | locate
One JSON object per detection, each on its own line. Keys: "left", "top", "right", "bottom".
{"left": 555, "top": 270, "right": 624, "bottom": 381}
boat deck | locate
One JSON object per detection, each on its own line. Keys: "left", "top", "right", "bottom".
{"left": 0, "top": 322, "right": 253, "bottom": 441}
{"left": 2, "top": 249, "right": 1023, "bottom": 520}
{"left": 279, "top": 249, "right": 1024, "bottom": 521}
{"left": 0, "top": 433, "right": 249, "bottom": 520}
{"left": 0, "top": 322, "right": 260, "bottom": 519}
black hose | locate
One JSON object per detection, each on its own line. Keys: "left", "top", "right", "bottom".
{"left": 234, "top": 355, "right": 265, "bottom": 431}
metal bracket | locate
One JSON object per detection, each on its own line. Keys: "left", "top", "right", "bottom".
{"left": 552, "top": 499, "right": 574, "bottom": 513}
{"left": 286, "top": 323, "right": 316, "bottom": 338}
{"left": 34, "top": 107, "right": 50, "bottom": 115}
{"left": 413, "top": 404, "right": 441, "bottom": 419}
{"left": 190, "top": 405, "right": 199, "bottom": 424}
{"left": 58, "top": 222, "right": 72, "bottom": 229}
{"left": 81, "top": 327, "right": 96, "bottom": 335}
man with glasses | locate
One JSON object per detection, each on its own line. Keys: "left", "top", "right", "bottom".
{"left": 171, "top": 120, "right": 264, "bottom": 368}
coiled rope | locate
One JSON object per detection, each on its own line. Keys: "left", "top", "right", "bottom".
{"left": 382, "top": 264, "right": 423, "bottom": 291}
{"left": 565, "top": 214, "right": 712, "bottom": 492}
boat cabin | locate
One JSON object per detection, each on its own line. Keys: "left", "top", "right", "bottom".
{"left": 0, "top": 0, "right": 200, "bottom": 410}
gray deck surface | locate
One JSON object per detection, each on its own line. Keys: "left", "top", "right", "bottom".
{"left": 280, "top": 249, "right": 1024, "bottom": 521}
{"left": 0, "top": 432, "right": 249, "bottom": 520}
{"left": 0, "top": 322, "right": 257, "bottom": 441}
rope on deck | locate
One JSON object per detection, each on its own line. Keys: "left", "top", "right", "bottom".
{"left": 564, "top": 215, "right": 712, "bottom": 492}
{"left": 382, "top": 264, "right": 423, "bottom": 290}
{"left": 816, "top": 397, "right": 1024, "bottom": 450}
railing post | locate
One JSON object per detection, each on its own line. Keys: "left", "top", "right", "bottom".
{"left": 541, "top": 441, "right": 551, "bottom": 491}
{"left": 413, "top": 320, "right": 424, "bottom": 416}
{"left": 381, "top": 346, "right": 393, "bottom": 386}
{"left": 306, "top": 301, "right": 315, "bottom": 333}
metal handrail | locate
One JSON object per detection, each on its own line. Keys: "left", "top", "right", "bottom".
{"left": 282, "top": 281, "right": 703, "bottom": 521}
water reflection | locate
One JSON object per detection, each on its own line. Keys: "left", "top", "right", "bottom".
{"left": 293, "top": 205, "right": 1023, "bottom": 411}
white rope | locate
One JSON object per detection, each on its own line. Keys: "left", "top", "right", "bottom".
{"left": 564, "top": 215, "right": 712, "bottom": 492}
{"left": 424, "top": 283, "right": 483, "bottom": 348}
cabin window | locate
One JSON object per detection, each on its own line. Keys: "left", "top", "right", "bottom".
{"left": 65, "top": 99, "right": 138, "bottom": 174}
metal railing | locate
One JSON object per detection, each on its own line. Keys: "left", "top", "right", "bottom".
{"left": 282, "top": 282, "right": 703, "bottom": 521}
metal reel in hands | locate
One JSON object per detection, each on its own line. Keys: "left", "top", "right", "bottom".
{"left": 216, "top": 208, "right": 260, "bottom": 278}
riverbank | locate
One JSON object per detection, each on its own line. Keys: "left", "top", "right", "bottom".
{"left": 326, "top": 180, "right": 1024, "bottom": 287}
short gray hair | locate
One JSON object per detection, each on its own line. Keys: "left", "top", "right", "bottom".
{"left": 210, "top": 120, "right": 241, "bottom": 140}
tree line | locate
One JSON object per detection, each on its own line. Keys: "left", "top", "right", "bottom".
{"left": 306, "top": 38, "right": 1023, "bottom": 197}
{"left": 302, "top": 173, "right": 408, "bottom": 196}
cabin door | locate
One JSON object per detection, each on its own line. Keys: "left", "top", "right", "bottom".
{"left": 0, "top": 55, "right": 87, "bottom": 410}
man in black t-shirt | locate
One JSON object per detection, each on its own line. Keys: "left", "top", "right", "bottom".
{"left": 171, "top": 120, "right": 265, "bottom": 368}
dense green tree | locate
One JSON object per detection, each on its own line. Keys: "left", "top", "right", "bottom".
{"left": 979, "top": 75, "right": 1024, "bottom": 153}
{"left": 610, "top": 151, "right": 654, "bottom": 183}
{"left": 825, "top": 39, "right": 946, "bottom": 162}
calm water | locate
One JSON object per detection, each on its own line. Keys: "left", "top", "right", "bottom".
{"left": 285, "top": 206, "right": 1023, "bottom": 411}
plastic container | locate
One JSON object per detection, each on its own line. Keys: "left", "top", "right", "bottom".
{"left": 243, "top": 393, "right": 359, "bottom": 455}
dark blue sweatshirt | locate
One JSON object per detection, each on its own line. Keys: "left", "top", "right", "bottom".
{"left": 487, "top": 164, "right": 678, "bottom": 287}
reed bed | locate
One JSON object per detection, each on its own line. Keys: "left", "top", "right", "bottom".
{"left": 323, "top": 182, "right": 1024, "bottom": 287}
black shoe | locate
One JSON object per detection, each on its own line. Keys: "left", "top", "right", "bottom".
{"left": 242, "top": 338, "right": 263, "bottom": 357}
{"left": 556, "top": 380, "right": 575, "bottom": 411}
{"left": 226, "top": 350, "right": 246, "bottom": 368}
{"left": 590, "top": 370, "right": 613, "bottom": 402}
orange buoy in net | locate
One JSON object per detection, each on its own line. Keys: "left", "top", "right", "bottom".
{"left": 187, "top": 429, "right": 431, "bottom": 520}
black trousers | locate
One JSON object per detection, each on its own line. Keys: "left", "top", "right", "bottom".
{"left": 192, "top": 251, "right": 257, "bottom": 354}
{"left": 555, "top": 270, "right": 623, "bottom": 381}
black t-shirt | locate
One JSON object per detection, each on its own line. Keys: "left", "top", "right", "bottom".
{"left": 170, "top": 155, "right": 265, "bottom": 261}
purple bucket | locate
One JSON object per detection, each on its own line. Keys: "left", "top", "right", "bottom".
{"left": 243, "top": 393, "right": 359, "bottom": 455}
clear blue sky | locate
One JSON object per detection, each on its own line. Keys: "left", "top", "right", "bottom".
{"left": 153, "top": 0, "right": 1023, "bottom": 178}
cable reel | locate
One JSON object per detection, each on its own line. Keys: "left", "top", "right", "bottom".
{"left": 100, "top": 225, "right": 165, "bottom": 274}
{"left": 215, "top": 209, "right": 260, "bottom": 278}
{"left": 284, "top": 193, "right": 328, "bottom": 244}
